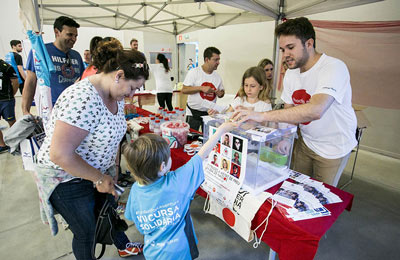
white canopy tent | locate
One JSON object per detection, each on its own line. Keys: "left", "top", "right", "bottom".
{"left": 19, "top": 0, "right": 382, "bottom": 100}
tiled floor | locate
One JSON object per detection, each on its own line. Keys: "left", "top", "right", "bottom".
{"left": 0, "top": 96, "right": 399, "bottom": 259}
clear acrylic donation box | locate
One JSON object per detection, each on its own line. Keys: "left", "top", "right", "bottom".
{"left": 202, "top": 115, "right": 297, "bottom": 195}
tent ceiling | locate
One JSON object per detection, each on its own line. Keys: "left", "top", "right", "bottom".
{"left": 38, "top": 0, "right": 272, "bottom": 34}
{"left": 215, "top": 0, "right": 382, "bottom": 19}
{"left": 37, "top": 0, "right": 382, "bottom": 35}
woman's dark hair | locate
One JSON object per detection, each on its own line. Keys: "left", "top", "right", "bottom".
{"left": 157, "top": 53, "right": 170, "bottom": 72}
{"left": 89, "top": 36, "right": 103, "bottom": 56}
{"left": 92, "top": 38, "right": 149, "bottom": 80}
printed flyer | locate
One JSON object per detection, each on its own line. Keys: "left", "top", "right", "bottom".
{"left": 201, "top": 125, "right": 248, "bottom": 209}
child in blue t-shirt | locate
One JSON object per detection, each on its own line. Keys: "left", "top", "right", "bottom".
{"left": 123, "top": 122, "right": 236, "bottom": 260}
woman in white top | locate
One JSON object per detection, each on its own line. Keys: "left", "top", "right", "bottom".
{"left": 227, "top": 66, "right": 272, "bottom": 113}
{"left": 150, "top": 53, "right": 174, "bottom": 111}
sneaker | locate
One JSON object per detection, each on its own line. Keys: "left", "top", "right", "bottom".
{"left": 0, "top": 145, "right": 9, "bottom": 154}
{"left": 118, "top": 242, "right": 144, "bottom": 257}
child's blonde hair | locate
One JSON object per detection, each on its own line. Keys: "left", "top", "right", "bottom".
{"left": 123, "top": 134, "right": 170, "bottom": 185}
{"left": 238, "top": 66, "right": 271, "bottom": 102}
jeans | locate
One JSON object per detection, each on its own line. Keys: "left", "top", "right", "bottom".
{"left": 50, "top": 179, "right": 129, "bottom": 260}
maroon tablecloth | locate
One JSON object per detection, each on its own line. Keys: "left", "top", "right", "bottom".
{"left": 135, "top": 107, "right": 354, "bottom": 260}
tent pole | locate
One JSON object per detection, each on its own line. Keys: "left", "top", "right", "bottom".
{"left": 271, "top": 0, "right": 285, "bottom": 108}
{"left": 33, "top": 0, "right": 41, "bottom": 31}
{"left": 173, "top": 21, "right": 180, "bottom": 83}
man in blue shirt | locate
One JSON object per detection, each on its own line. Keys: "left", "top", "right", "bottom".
{"left": 5, "top": 40, "right": 26, "bottom": 94}
{"left": 22, "top": 16, "right": 84, "bottom": 116}
{"left": 83, "top": 49, "right": 90, "bottom": 69}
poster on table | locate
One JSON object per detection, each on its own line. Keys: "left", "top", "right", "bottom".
{"left": 201, "top": 126, "right": 248, "bottom": 209}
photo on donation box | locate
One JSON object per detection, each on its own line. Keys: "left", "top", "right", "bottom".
{"left": 203, "top": 126, "right": 248, "bottom": 208}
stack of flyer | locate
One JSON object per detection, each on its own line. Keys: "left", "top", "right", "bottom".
{"left": 271, "top": 171, "right": 342, "bottom": 221}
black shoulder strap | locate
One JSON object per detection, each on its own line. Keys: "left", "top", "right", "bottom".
{"left": 96, "top": 244, "right": 107, "bottom": 259}
{"left": 92, "top": 199, "right": 111, "bottom": 259}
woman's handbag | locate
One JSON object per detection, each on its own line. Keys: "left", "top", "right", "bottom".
{"left": 92, "top": 195, "right": 128, "bottom": 259}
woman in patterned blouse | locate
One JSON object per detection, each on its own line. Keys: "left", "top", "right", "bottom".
{"left": 34, "top": 38, "right": 149, "bottom": 259}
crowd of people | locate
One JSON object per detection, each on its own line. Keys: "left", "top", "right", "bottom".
{"left": 0, "top": 15, "right": 357, "bottom": 260}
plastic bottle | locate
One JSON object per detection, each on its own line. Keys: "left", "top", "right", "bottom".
{"left": 179, "top": 108, "right": 185, "bottom": 121}
{"left": 154, "top": 120, "right": 161, "bottom": 135}
{"left": 171, "top": 111, "right": 177, "bottom": 121}
{"left": 149, "top": 117, "right": 156, "bottom": 131}
{"left": 174, "top": 107, "right": 180, "bottom": 118}
{"left": 158, "top": 107, "right": 163, "bottom": 115}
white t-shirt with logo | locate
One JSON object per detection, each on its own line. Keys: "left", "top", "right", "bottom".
{"left": 281, "top": 54, "right": 357, "bottom": 159}
{"left": 183, "top": 66, "right": 224, "bottom": 114}
{"left": 231, "top": 97, "right": 272, "bottom": 112}
{"left": 149, "top": 64, "right": 173, "bottom": 93}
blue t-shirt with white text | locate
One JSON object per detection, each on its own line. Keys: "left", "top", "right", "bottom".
{"left": 125, "top": 154, "right": 204, "bottom": 260}
{"left": 26, "top": 43, "right": 84, "bottom": 104}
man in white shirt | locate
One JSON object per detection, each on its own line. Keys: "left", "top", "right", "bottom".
{"left": 233, "top": 17, "right": 357, "bottom": 186}
{"left": 182, "top": 47, "right": 225, "bottom": 131}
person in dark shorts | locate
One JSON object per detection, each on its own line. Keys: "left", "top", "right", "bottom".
{"left": 0, "top": 59, "right": 19, "bottom": 153}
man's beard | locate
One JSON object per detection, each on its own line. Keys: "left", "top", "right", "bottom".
{"left": 292, "top": 47, "right": 309, "bottom": 69}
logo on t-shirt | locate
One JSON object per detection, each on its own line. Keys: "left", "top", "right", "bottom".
{"left": 292, "top": 89, "right": 311, "bottom": 125}
{"left": 61, "top": 64, "right": 75, "bottom": 79}
{"left": 199, "top": 82, "right": 217, "bottom": 101}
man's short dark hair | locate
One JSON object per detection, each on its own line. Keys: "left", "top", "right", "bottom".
{"left": 130, "top": 38, "right": 138, "bottom": 45}
{"left": 53, "top": 16, "right": 80, "bottom": 32}
{"left": 203, "top": 47, "right": 221, "bottom": 61}
{"left": 10, "top": 40, "right": 21, "bottom": 47}
{"left": 275, "top": 17, "right": 316, "bottom": 48}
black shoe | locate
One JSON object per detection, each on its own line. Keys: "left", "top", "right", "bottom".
{"left": 0, "top": 145, "right": 10, "bottom": 154}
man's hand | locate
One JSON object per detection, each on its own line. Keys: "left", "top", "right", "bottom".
{"left": 276, "top": 140, "right": 291, "bottom": 155}
{"left": 215, "top": 89, "right": 224, "bottom": 98}
{"left": 208, "top": 109, "right": 218, "bottom": 115}
{"left": 231, "top": 109, "right": 265, "bottom": 124}
{"left": 201, "top": 85, "right": 215, "bottom": 94}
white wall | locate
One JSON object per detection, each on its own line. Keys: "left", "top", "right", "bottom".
{"left": 305, "top": 0, "right": 400, "bottom": 158}
{"left": 194, "top": 21, "right": 276, "bottom": 95}
{"left": 0, "top": 0, "right": 29, "bottom": 61}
